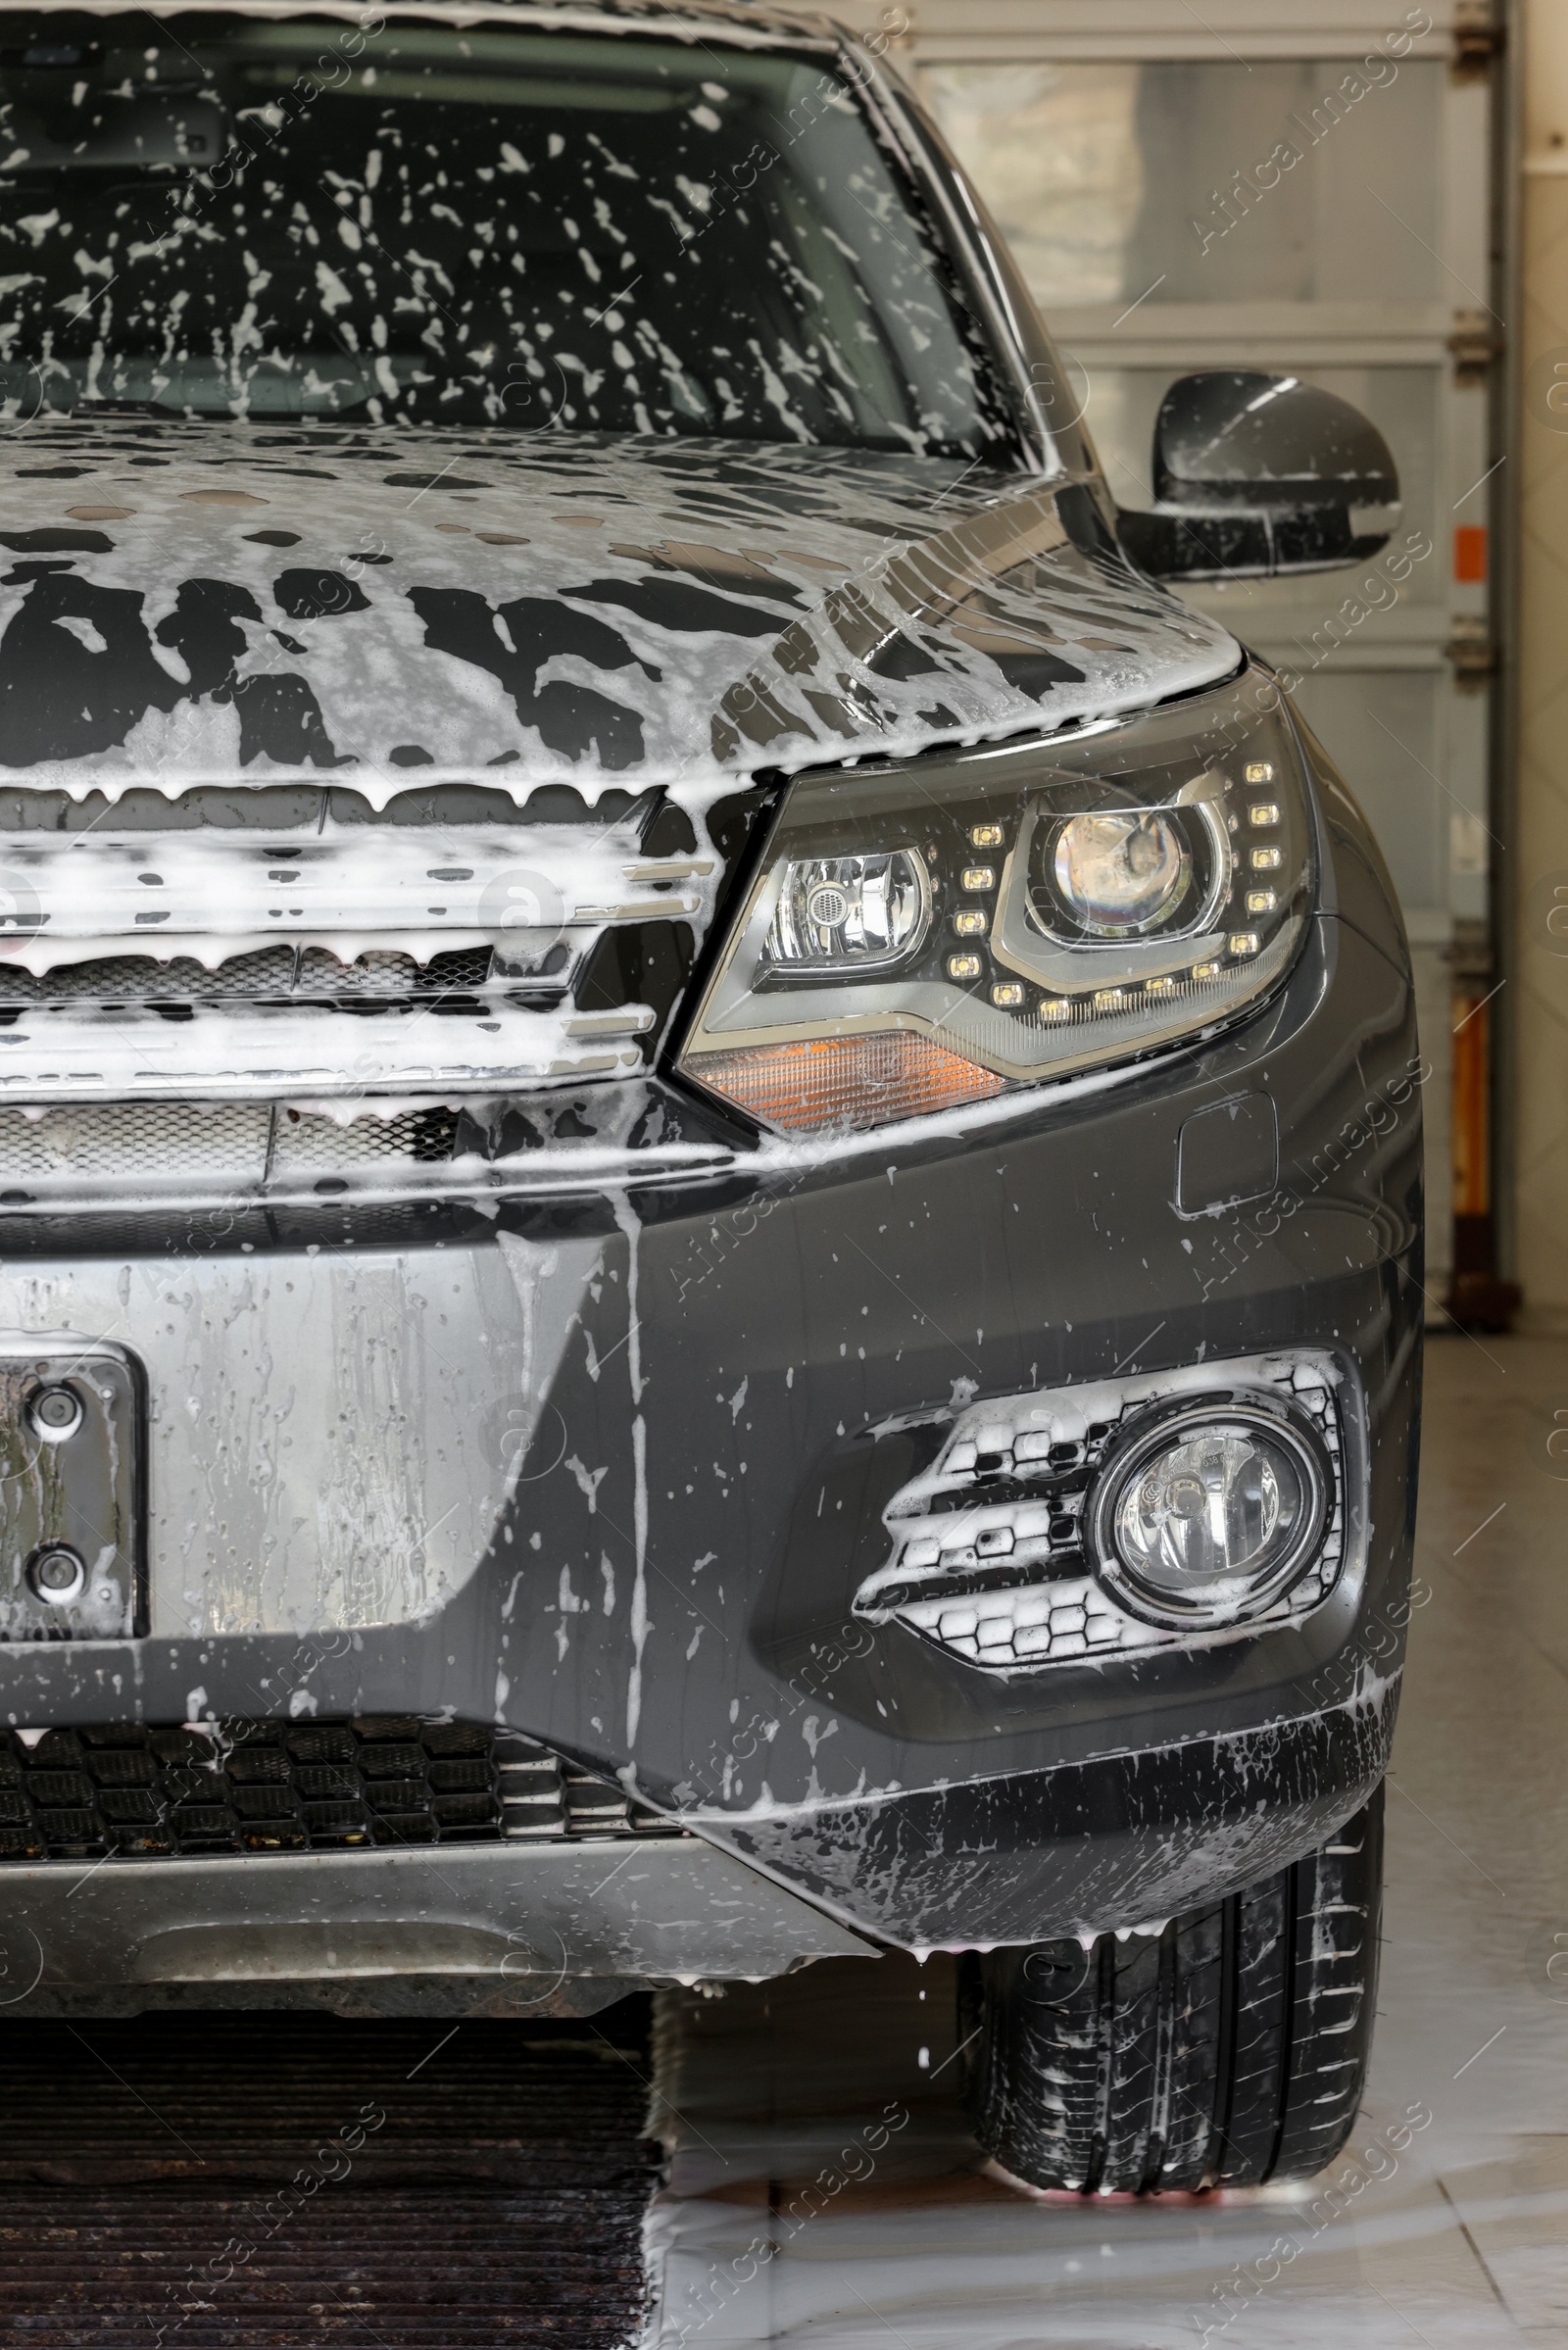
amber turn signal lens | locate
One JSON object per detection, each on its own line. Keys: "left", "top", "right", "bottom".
{"left": 684, "top": 1031, "right": 1005, "bottom": 1134}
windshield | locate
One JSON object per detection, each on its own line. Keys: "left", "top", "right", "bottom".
{"left": 0, "top": 13, "right": 1011, "bottom": 457}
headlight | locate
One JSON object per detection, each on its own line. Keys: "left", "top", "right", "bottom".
{"left": 676, "top": 670, "right": 1313, "bottom": 1133}
{"left": 767, "top": 852, "right": 930, "bottom": 971}
{"left": 1089, "top": 1397, "right": 1331, "bottom": 1629}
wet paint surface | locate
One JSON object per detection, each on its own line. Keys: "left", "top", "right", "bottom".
{"left": 0, "top": 423, "right": 1237, "bottom": 799}
{"left": 642, "top": 1343, "right": 1568, "bottom": 2342}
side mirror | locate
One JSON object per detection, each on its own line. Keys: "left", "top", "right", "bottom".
{"left": 1116, "top": 370, "right": 1400, "bottom": 582}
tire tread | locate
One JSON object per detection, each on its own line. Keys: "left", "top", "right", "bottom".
{"left": 965, "top": 1787, "right": 1384, "bottom": 2195}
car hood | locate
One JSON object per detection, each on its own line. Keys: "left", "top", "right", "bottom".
{"left": 0, "top": 422, "right": 1240, "bottom": 804}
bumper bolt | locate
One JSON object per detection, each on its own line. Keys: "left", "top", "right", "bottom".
{"left": 28, "top": 1385, "right": 83, "bottom": 1442}
{"left": 27, "top": 1544, "right": 86, "bottom": 1603}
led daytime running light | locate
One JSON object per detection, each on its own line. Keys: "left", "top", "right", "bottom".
{"left": 677, "top": 671, "right": 1314, "bottom": 1134}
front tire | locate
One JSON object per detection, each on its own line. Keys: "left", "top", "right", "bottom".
{"left": 960, "top": 1787, "right": 1383, "bottom": 2193}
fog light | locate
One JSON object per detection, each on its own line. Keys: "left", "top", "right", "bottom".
{"left": 1090, "top": 1399, "right": 1330, "bottom": 1627}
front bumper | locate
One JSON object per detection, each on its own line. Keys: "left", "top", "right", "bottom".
{"left": 0, "top": 735, "right": 1421, "bottom": 1970}
{"left": 0, "top": 1836, "right": 874, "bottom": 2018}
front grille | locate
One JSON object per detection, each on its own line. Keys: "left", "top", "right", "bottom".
{"left": 271, "top": 1102, "right": 462, "bottom": 1168}
{"left": 0, "top": 1082, "right": 733, "bottom": 1210}
{"left": 0, "top": 947, "right": 296, "bottom": 1001}
{"left": 0, "top": 943, "right": 498, "bottom": 1004}
{"left": 0, "top": 784, "right": 717, "bottom": 1104}
{"left": 0, "top": 1719, "right": 684, "bottom": 1860}
{"left": 0, "top": 1099, "right": 273, "bottom": 1181}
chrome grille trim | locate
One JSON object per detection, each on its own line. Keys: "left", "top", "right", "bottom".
{"left": 854, "top": 1352, "right": 1357, "bottom": 1673}
{"left": 0, "top": 782, "right": 720, "bottom": 1104}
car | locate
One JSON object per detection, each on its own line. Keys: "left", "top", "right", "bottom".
{"left": 0, "top": 0, "right": 1418, "bottom": 2196}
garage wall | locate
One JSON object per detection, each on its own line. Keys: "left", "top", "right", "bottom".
{"left": 1514, "top": 0, "right": 1568, "bottom": 1324}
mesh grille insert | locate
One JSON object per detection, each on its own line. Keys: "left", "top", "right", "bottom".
{"left": 0, "top": 946, "right": 503, "bottom": 1004}
{"left": 0, "top": 1720, "right": 685, "bottom": 1860}
{"left": 272, "top": 1103, "right": 461, "bottom": 1170}
{"left": 0, "top": 1101, "right": 270, "bottom": 1179}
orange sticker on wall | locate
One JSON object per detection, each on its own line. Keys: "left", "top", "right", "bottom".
{"left": 1454, "top": 525, "right": 1488, "bottom": 582}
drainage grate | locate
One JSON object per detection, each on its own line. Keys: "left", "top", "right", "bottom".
{"left": 0, "top": 1719, "right": 683, "bottom": 1861}
{"left": 0, "top": 2007, "right": 658, "bottom": 2348}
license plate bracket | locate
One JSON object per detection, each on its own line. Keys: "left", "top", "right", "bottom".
{"left": 0, "top": 1338, "right": 145, "bottom": 1640}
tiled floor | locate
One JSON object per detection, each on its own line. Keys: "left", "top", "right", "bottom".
{"left": 644, "top": 1336, "right": 1568, "bottom": 2347}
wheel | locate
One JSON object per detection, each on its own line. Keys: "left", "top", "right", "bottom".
{"left": 959, "top": 1786, "right": 1383, "bottom": 2193}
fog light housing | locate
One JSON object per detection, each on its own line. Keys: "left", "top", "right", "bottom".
{"left": 1090, "top": 1398, "right": 1330, "bottom": 1628}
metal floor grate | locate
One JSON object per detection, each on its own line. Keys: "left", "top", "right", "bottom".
{"left": 0, "top": 2008, "right": 658, "bottom": 2348}
{"left": 0, "top": 1718, "right": 683, "bottom": 1861}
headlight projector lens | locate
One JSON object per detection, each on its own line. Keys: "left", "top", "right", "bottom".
{"left": 1049, "top": 809, "right": 1191, "bottom": 936}
{"left": 1090, "top": 1398, "right": 1331, "bottom": 1628}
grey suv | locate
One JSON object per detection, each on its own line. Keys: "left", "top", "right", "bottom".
{"left": 0, "top": 1, "right": 1418, "bottom": 2196}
